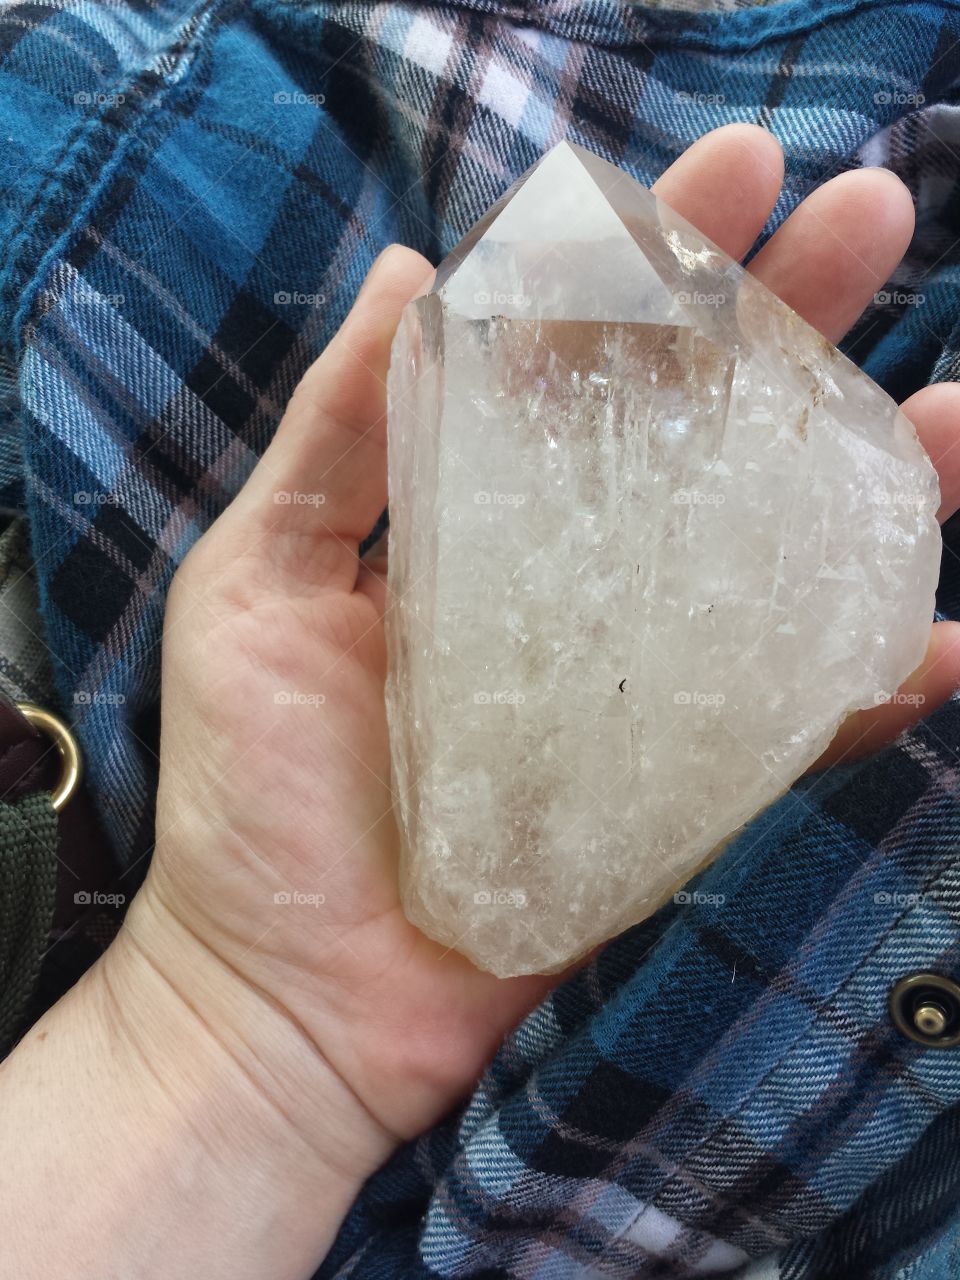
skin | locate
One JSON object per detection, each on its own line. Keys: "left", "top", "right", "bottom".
{"left": 1, "top": 125, "right": 959, "bottom": 1278}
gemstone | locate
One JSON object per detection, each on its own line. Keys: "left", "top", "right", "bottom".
{"left": 385, "top": 141, "right": 941, "bottom": 978}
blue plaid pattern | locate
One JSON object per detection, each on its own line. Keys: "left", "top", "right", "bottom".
{"left": 3, "top": 0, "right": 960, "bottom": 1275}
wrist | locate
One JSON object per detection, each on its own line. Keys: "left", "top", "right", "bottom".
{"left": 108, "top": 877, "right": 398, "bottom": 1189}
{"left": 0, "top": 879, "right": 396, "bottom": 1279}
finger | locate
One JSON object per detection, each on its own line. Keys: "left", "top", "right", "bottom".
{"left": 900, "top": 381, "right": 960, "bottom": 522}
{"left": 226, "top": 245, "right": 433, "bottom": 582}
{"left": 815, "top": 621, "right": 960, "bottom": 769}
{"left": 748, "top": 168, "right": 914, "bottom": 343}
{"left": 652, "top": 123, "right": 785, "bottom": 261}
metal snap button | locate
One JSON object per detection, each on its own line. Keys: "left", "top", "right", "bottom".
{"left": 889, "top": 973, "right": 960, "bottom": 1048}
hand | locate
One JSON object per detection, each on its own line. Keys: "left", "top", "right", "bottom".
{"left": 5, "top": 124, "right": 960, "bottom": 1280}
{"left": 141, "top": 123, "right": 960, "bottom": 1159}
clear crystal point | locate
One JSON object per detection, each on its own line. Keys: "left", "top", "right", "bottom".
{"left": 385, "top": 140, "right": 941, "bottom": 978}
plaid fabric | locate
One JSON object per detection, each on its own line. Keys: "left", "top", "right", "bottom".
{"left": 2, "top": 0, "right": 960, "bottom": 1275}
{"left": 0, "top": 515, "right": 56, "bottom": 708}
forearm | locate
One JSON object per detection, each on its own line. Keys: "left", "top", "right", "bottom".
{"left": 0, "top": 887, "right": 396, "bottom": 1279}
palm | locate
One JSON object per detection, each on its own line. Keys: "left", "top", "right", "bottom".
{"left": 155, "top": 529, "right": 552, "bottom": 1135}
{"left": 148, "top": 125, "right": 960, "bottom": 1140}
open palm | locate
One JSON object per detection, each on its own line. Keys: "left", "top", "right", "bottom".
{"left": 143, "top": 124, "right": 960, "bottom": 1142}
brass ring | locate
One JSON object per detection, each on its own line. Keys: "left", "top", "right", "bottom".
{"left": 15, "top": 702, "right": 82, "bottom": 812}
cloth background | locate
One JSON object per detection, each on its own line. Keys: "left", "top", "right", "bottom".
{"left": 2, "top": 1, "right": 960, "bottom": 1274}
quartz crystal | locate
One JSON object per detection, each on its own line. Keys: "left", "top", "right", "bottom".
{"left": 385, "top": 140, "right": 941, "bottom": 978}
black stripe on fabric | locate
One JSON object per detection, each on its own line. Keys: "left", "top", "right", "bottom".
{"left": 571, "top": 45, "right": 655, "bottom": 157}
{"left": 290, "top": 160, "right": 355, "bottom": 225}
{"left": 315, "top": 17, "right": 388, "bottom": 164}
{"left": 88, "top": 496, "right": 154, "bottom": 574}
{"left": 423, "top": 11, "right": 488, "bottom": 212}
{"left": 819, "top": 745, "right": 930, "bottom": 847}
{"left": 15, "top": 0, "right": 231, "bottom": 340}
{"left": 0, "top": 3, "right": 57, "bottom": 63}
{"left": 694, "top": 923, "right": 769, "bottom": 985}
{"left": 532, "top": 1061, "right": 674, "bottom": 1179}
{"left": 65, "top": 174, "right": 138, "bottom": 277}
{"left": 757, "top": 34, "right": 807, "bottom": 125}
{"left": 49, "top": 538, "right": 137, "bottom": 644}
{"left": 922, "top": 16, "right": 960, "bottom": 100}
{"left": 183, "top": 289, "right": 298, "bottom": 430}
{"left": 132, "top": 420, "right": 204, "bottom": 497}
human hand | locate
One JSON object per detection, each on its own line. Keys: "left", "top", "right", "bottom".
{"left": 137, "top": 123, "right": 960, "bottom": 1172}
{"left": 6, "top": 123, "right": 960, "bottom": 1280}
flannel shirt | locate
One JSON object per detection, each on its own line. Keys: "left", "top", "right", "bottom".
{"left": 2, "top": 0, "right": 960, "bottom": 1276}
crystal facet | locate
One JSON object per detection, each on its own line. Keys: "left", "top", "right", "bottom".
{"left": 385, "top": 141, "right": 941, "bottom": 978}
